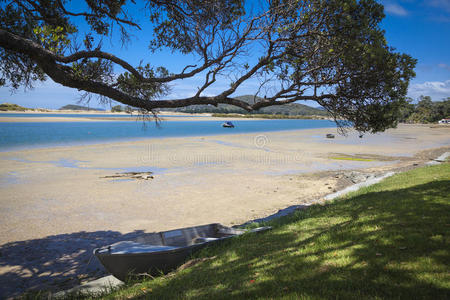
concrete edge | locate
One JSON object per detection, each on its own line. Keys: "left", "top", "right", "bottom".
{"left": 52, "top": 275, "right": 123, "bottom": 298}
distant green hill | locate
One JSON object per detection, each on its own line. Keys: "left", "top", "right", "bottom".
{"left": 0, "top": 103, "right": 29, "bottom": 111}
{"left": 59, "top": 104, "right": 105, "bottom": 111}
{"left": 165, "top": 95, "right": 328, "bottom": 116}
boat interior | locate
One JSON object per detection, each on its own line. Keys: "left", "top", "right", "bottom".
{"left": 97, "top": 223, "right": 246, "bottom": 254}
{"left": 135, "top": 223, "right": 245, "bottom": 246}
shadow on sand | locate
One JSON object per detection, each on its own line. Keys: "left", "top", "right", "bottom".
{"left": 0, "top": 230, "right": 155, "bottom": 298}
{"left": 0, "top": 204, "right": 313, "bottom": 299}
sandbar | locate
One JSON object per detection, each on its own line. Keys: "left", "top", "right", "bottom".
{"left": 0, "top": 114, "right": 266, "bottom": 122}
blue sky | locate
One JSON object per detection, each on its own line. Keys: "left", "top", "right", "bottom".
{"left": 1, "top": 0, "right": 449, "bottom": 109}
{"left": 380, "top": 0, "right": 450, "bottom": 100}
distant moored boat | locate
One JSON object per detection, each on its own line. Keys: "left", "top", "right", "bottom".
{"left": 222, "top": 121, "right": 235, "bottom": 128}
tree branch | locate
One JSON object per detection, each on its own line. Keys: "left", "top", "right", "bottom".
{"left": 56, "top": 0, "right": 141, "bottom": 30}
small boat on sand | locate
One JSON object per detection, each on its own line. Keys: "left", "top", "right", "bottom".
{"left": 326, "top": 133, "right": 335, "bottom": 138}
{"left": 94, "top": 223, "right": 270, "bottom": 281}
{"left": 222, "top": 121, "right": 235, "bottom": 128}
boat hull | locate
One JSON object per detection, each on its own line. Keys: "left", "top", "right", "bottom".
{"left": 95, "top": 244, "right": 204, "bottom": 281}
{"left": 94, "top": 223, "right": 269, "bottom": 281}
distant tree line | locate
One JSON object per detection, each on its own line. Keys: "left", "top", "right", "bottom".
{"left": 111, "top": 105, "right": 133, "bottom": 113}
{"left": 166, "top": 95, "right": 328, "bottom": 116}
{"left": 59, "top": 104, "right": 105, "bottom": 111}
{"left": 0, "top": 103, "right": 27, "bottom": 111}
{"left": 399, "top": 96, "right": 450, "bottom": 123}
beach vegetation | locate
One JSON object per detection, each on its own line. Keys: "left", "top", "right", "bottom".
{"left": 124, "top": 106, "right": 133, "bottom": 114}
{"left": 69, "top": 163, "right": 449, "bottom": 299}
{"left": 399, "top": 96, "right": 450, "bottom": 124}
{"left": 0, "top": 0, "right": 416, "bottom": 133}
{"left": 111, "top": 105, "right": 123, "bottom": 112}
{"left": 58, "top": 104, "right": 104, "bottom": 111}
{"left": 0, "top": 103, "right": 29, "bottom": 111}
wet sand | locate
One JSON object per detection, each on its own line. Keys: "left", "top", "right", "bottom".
{"left": 0, "top": 124, "right": 449, "bottom": 297}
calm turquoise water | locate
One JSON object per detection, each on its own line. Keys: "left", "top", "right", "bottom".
{"left": 0, "top": 119, "right": 335, "bottom": 151}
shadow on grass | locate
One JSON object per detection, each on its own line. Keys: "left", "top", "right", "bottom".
{"left": 126, "top": 180, "right": 449, "bottom": 299}
{"left": 0, "top": 230, "right": 161, "bottom": 298}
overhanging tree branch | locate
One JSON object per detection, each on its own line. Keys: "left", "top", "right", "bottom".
{"left": 0, "top": 0, "right": 416, "bottom": 133}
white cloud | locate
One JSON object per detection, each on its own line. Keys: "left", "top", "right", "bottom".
{"left": 384, "top": 3, "right": 409, "bottom": 16}
{"left": 0, "top": 79, "right": 83, "bottom": 109}
{"left": 438, "top": 63, "right": 450, "bottom": 71}
{"left": 424, "top": 0, "right": 450, "bottom": 22}
{"left": 428, "top": 0, "right": 450, "bottom": 13}
{"left": 408, "top": 79, "right": 450, "bottom": 100}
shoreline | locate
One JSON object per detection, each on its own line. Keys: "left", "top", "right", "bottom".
{"left": 0, "top": 124, "right": 449, "bottom": 298}
{"left": 0, "top": 109, "right": 213, "bottom": 122}
{"left": 0, "top": 125, "right": 448, "bottom": 240}
{"left": 0, "top": 110, "right": 203, "bottom": 115}
{"left": 0, "top": 122, "right": 444, "bottom": 154}
{"left": 0, "top": 110, "right": 327, "bottom": 122}
{"left": 0, "top": 115, "right": 267, "bottom": 123}
{"left": 0, "top": 119, "right": 336, "bottom": 153}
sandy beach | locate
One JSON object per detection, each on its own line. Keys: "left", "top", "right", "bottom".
{"left": 0, "top": 123, "right": 449, "bottom": 297}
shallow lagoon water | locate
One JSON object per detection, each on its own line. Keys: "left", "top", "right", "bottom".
{"left": 0, "top": 171, "right": 20, "bottom": 187}
{"left": 0, "top": 119, "right": 335, "bottom": 151}
{"left": 7, "top": 157, "right": 168, "bottom": 174}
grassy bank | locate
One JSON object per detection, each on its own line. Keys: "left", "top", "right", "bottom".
{"left": 211, "top": 113, "right": 328, "bottom": 120}
{"left": 83, "top": 164, "right": 449, "bottom": 299}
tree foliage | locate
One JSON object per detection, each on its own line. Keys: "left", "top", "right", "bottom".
{"left": 400, "top": 96, "right": 450, "bottom": 123}
{"left": 111, "top": 104, "right": 123, "bottom": 112}
{"left": 0, "top": 0, "right": 416, "bottom": 133}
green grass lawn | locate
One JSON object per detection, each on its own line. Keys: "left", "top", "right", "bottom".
{"left": 88, "top": 164, "right": 449, "bottom": 299}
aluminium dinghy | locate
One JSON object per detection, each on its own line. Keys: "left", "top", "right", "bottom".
{"left": 94, "top": 223, "right": 270, "bottom": 281}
